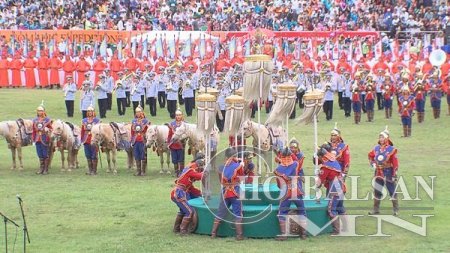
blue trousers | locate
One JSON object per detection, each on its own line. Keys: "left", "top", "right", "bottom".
{"left": 401, "top": 116, "right": 412, "bottom": 127}
{"left": 431, "top": 99, "right": 441, "bottom": 109}
{"left": 366, "top": 99, "right": 375, "bottom": 111}
{"left": 133, "top": 142, "right": 146, "bottom": 160}
{"left": 35, "top": 142, "right": 49, "bottom": 159}
{"left": 172, "top": 188, "right": 195, "bottom": 218}
{"left": 383, "top": 99, "right": 392, "bottom": 109}
{"left": 84, "top": 144, "right": 98, "bottom": 160}
{"left": 278, "top": 197, "right": 306, "bottom": 221}
{"left": 352, "top": 102, "right": 361, "bottom": 113}
{"left": 171, "top": 149, "right": 185, "bottom": 164}
{"left": 216, "top": 196, "right": 243, "bottom": 220}
{"left": 327, "top": 195, "right": 346, "bottom": 218}
{"left": 373, "top": 168, "right": 396, "bottom": 199}
{"left": 416, "top": 99, "right": 425, "bottom": 112}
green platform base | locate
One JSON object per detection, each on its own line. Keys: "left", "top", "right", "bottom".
{"left": 188, "top": 184, "right": 332, "bottom": 238}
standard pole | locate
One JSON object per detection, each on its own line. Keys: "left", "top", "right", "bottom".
{"left": 0, "top": 211, "right": 20, "bottom": 253}
{"left": 17, "top": 199, "right": 30, "bottom": 253}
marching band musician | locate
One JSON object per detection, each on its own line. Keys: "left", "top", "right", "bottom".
{"left": 81, "top": 106, "right": 100, "bottom": 175}
{"left": 429, "top": 74, "right": 443, "bottom": 119}
{"left": 341, "top": 69, "right": 353, "bottom": 118}
{"left": 166, "top": 71, "right": 180, "bottom": 119}
{"left": 33, "top": 102, "right": 53, "bottom": 175}
{"left": 131, "top": 105, "right": 149, "bottom": 176}
{"left": 398, "top": 84, "right": 415, "bottom": 137}
{"left": 294, "top": 63, "right": 306, "bottom": 109}
{"left": 216, "top": 79, "right": 228, "bottom": 132}
{"left": 84, "top": 72, "right": 94, "bottom": 89}
{"left": 131, "top": 73, "right": 145, "bottom": 113}
{"left": 414, "top": 75, "right": 427, "bottom": 123}
{"left": 144, "top": 69, "right": 158, "bottom": 117}
{"left": 80, "top": 80, "right": 95, "bottom": 119}
{"left": 115, "top": 71, "right": 128, "bottom": 116}
{"left": 123, "top": 68, "right": 132, "bottom": 107}
{"left": 95, "top": 74, "right": 109, "bottom": 119}
{"left": 375, "top": 69, "right": 385, "bottom": 110}
{"left": 181, "top": 72, "right": 195, "bottom": 117}
{"left": 351, "top": 72, "right": 363, "bottom": 124}
{"left": 104, "top": 69, "right": 114, "bottom": 111}
{"left": 138, "top": 71, "right": 146, "bottom": 110}
{"left": 382, "top": 75, "right": 395, "bottom": 119}
{"left": 365, "top": 81, "right": 376, "bottom": 122}
{"left": 323, "top": 71, "right": 336, "bottom": 121}
{"left": 63, "top": 75, "right": 77, "bottom": 118}
{"left": 359, "top": 71, "right": 368, "bottom": 113}
{"left": 157, "top": 65, "right": 168, "bottom": 108}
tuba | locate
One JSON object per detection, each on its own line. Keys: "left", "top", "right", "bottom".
{"left": 429, "top": 49, "right": 447, "bottom": 67}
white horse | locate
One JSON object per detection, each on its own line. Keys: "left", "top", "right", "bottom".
{"left": 90, "top": 123, "right": 134, "bottom": 175}
{"left": 0, "top": 119, "right": 33, "bottom": 170}
{"left": 50, "top": 120, "right": 81, "bottom": 171}
{"left": 239, "top": 119, "right": 287, "bottom": 175}
{"left": 171, "top": 122, "right": 220, "bottom": 160}
{"left": 145, "top": 124, "right": 171, "bottom": 174}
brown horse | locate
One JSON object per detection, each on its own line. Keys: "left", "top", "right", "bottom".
{"left": 90, "top": 123, "right": 134, "bottom": 174}
{"left": 50, "top": 120, "right": 81, "bottom": 172}
{"left": 145, "top": 124, "right": 171, "bottom": 174}
{"left": 0, "top": 119, "right": 33, "bottom": 170}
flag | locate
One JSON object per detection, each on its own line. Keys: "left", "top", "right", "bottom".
{"left": 142, "top": 35, "right": 148, "bottom": 58}
{"left": 168, "top": 35, "right": 176, "bottom": 59}
{"left": 244, "top": 38, "right": 251, "bottom": 56}
{"left": 390, "top": 40, "right": 397, "bottom": 62}
{"left": 93, "top": 41, "right": 98, "bottom": 59}
{"left": 403, "top": 41, "right": 410, "bottom": 61}
{"left": 72, "top": 39, "right": 77, "bottom": 57}
{"left": 48, "top": 39, "right": 54, "bottom": 58}
{"left": 156, "top": 35, "right": 164, "bottom": 59}
{"left": 131, "top": 37, "right": 137, "bottom": 57}
{"left": 374, "top": 39, "right": 382, "bottom": 60}
{"left": 117, "top": 40, "right": 122, "bottom": 60}
{"left": 213, "top": 39, "right": 220, "bottom": 60}
{"left": 332, "top": 40, "right": 339, "bottom": 60}
{"left": 100, "top": 36, "right": 107, "bottom": 58}
{"left": 10, "top": 36, "right": 15, "bottom": 56}
{"left": 36, "top": 40, "right": 41, "bottom": 58}
{"left": 65, "top": 38, "right": 70, "bottom": 56}
{"left": 273, "top": 38, "right": 279, "bottom": 62}
{"left": 229, "top": 37, "right": 236, "bottom": 60}
{"left": 199, "top": 35, "right": 206, "bottom": 59}
{"left": 182, "top": 34, "right": 191, "bottom": 58}
{"left": 23, "top": 38, "right": 28, "bottom": 57}
{"left": 347, "top": 41, "right": 353, "bottom": 62}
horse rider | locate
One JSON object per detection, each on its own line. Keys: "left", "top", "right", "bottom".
{"left": 81, "top": 106, "right": 100, "bottom": 175}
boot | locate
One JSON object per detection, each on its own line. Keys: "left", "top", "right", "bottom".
{"left": 340, "top": 215, "right": 348, "bottom": 233}
{"left": 179, "top": 217, "right": 192, "bottom": 236}
{"left": 135, "top": 160, "right": 142, "bottom": 176}
{"left": 174, "top": 163, "right": 180, "bottom": 177}
{"left": 43, "top": 158, "right": 50, "bottom": 175}
{"left": 299, "top": 220, "right": 307, "bottom": 240}
{"left": 436, "top": 109, "right": 440, "bottom": 119}
{"left": 211, "top": 219, "right": 221, "bottom": 238}
{"left": 402, "top": 125, "right": 408, "bottom": 137}
{"left": 178, "top": 163, "right": 185, "bottom": 174}
{"left": 407, "top": 126, "right": 412, "bottom": 137}
{"left": 36, "top": 159, "right": 45, "bottom": 174}
{"left": 141, "top": 160, "right": 147, "bottom": 176}
{"left": 354, "top": 113, "right": 359, "bottom": 124}
{"left": 331, "top": 218, "right": 340, "bottom": 235}
{"left": 368, "top": 199, "right": 381, "bottom": 215}
{"left": 392, "top": 199, "right": 399, "bottom": 216}
{"left": 85, "top": 159, "right": 92, "bottom": 175}
{"left": 92, "top": 160, "right": 98, "bottom": 175}
{"left": 389, "top": 108, "right": 392, "bottom": 118}
{"left": 235, "top": 221, "right": 244, "bottom": 241}
{"left": 275, "top": 220, "right": 287, "bottom": 241}
{"left": 357, "top": 113, "right": 361, "bottom": 124}
{"left": 173, "top": 214, "right": 184, "bottom": 233}
{"left": 417, "top": 113, "right": 421, "bottom": 123}
{"left": 385, "top": 109, "right": 389, "bottom": 119}
{"left": 421, "top": 112, "right": 425, "bottom": 122}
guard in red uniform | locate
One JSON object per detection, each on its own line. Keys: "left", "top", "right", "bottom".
{"left": 398, "top": 85, "right": 415, "bottom": 137}
{"left": 10, "top": 54, "right": 23, "bottom": 88}
{"left": 81, "top": 106, "right": 100, "bottom": 175}
{"left": 171, "top": 153, "right": 205, "bottom": 235}
{"left": 382, "top": 76, "right": 395, "bottom": 119}
{"left": 242, "top": 152, "right": 255, "bottom": 184}
{"left": 365, "top": 83, "right": 376, "bottom": 122}
{"left": 0, "top": 54, "right": 9, "bottom": 88}
{"left": 62, "top": 55, "right": 76, "bottom": 83}
{"left": 37, "top": 52, "right": 49, "bottom": 88}
{"left": 23, "top": 53, "right": 37, "bottom": 88}
{"left": 109, "top": 54, "right": 123, "bottom": 81}
{"left": 49, "top": 53, "right": 62, "bottom": 89}
{"left": 76, "top": 55, "right": 91, "bottom": 88}
{"left": 32, "top": 102, "right": 53, "bottom": 175}
{"left": 131, "top": 105, "right": 150, "bottom": 176}
{"left": 124, "top": 53, "right": 139, "bottom": 72}
{"left": 93, "top": 55, "right": 107, "bottom": 84}
{"left": 211, "top": 148, "right": 245, "bottom": 240}
{"left": 315, "top": 144, "right": 346, "bottom": 235}
{"left": 368, "top": 127, "right": 399, "bottom": 216}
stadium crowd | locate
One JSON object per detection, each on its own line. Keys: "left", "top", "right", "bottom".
{"left": 0, "top": 0, "right": 448, "bottom": 34}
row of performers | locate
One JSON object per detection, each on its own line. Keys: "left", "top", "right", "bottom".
{"left": 170, "top": 124, "right": 400, "bottom": 240}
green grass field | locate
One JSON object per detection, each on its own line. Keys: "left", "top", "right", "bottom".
{"left": 0, "top": 89, "right": 449, "bottom": 253}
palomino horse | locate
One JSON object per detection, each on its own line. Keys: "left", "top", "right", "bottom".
{"left": 90, "top": 122, "right": 134, "bottom": 174}
{"left": 145, "top": 124, "right": 171, "bottom": 174}
{"left": 239, "top": 119, "right": 287, "bottom": 175}
{"left": 50, "top": 120, "right": 81, "bottom": 171}
{"left": 0, "top": 119, "right": 33, "bottom": 170}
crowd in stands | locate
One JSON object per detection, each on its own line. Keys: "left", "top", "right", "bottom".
{"left": 0, "top": 0, "right": 448, "bottom": 35}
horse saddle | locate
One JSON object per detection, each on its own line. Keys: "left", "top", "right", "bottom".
{"left": 110, "top": 122, "right": 128, "bottom": 135}
{"left": 267, "top": 126, "right": 281, "bottom": 138}
{"left": 17, "top": 118, "right": 33, "bottom": 135}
